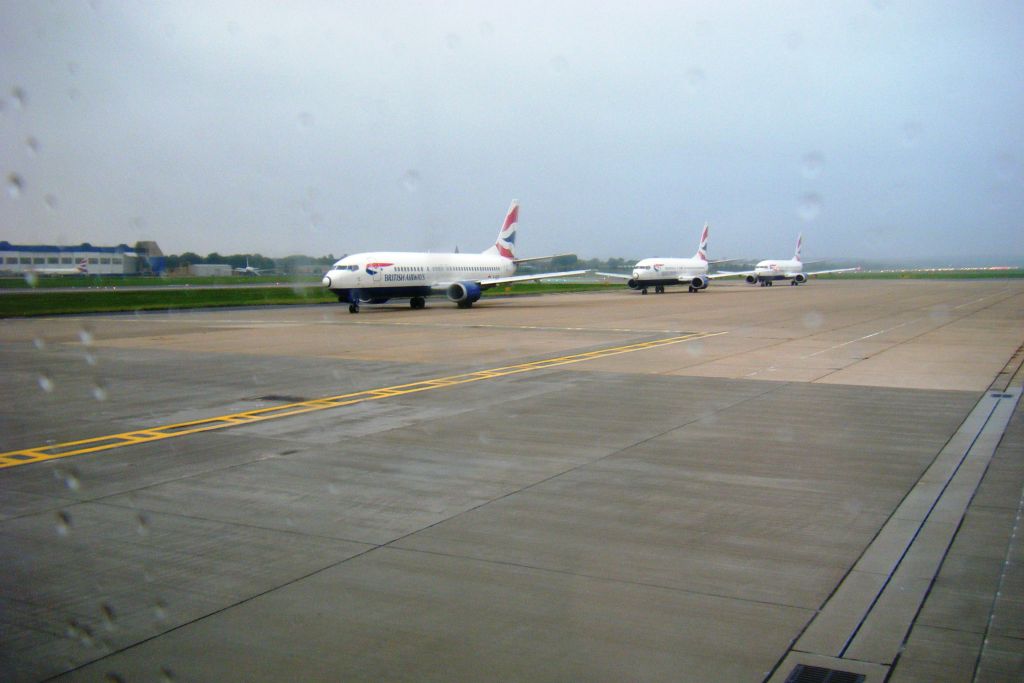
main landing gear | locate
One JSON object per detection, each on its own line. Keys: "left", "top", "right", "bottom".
{"left": 759, "top": 280, "right": 774, "bottom": 287}
{"left": 641, "top": 285, "right": 666, "bottom": 295}
{"left": 348, "top": 303, "right": 359, "bottom": 313}
{"left": 409, "top": 297, "right": 426, "bottom": 310}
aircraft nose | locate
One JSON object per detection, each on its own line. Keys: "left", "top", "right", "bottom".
{"left": 322, "top": 273, "right": 333, "bottom": 288}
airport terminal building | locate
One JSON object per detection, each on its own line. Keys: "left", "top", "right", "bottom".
{"left": 0, "top": 241, "right": 165, "bottom": 275}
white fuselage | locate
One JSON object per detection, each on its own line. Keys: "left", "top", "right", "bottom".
{"left": 322, "top": 251, "right": 516, "bottom": 293}
{"left": 631, "top": 257, "right": 708, "bottom": 284}
{"left": 754, "top": 258, "right": 802, "bottom": 280}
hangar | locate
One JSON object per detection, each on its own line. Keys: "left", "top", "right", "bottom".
{"left": 0, "top": 241, "right": 165, "bottom": 275}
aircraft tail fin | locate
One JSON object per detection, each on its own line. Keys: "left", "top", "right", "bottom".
{"left": 483, "top": 200, "right": 518, "bottom": 260}
{"left": 794, "top": 234, "right": 803, "bottom": 263}
{"left": 694, "top": 223, "right": 709, "bottom": 262}
{"left": 77, "top": 258, "right": 88, "bottom": 273}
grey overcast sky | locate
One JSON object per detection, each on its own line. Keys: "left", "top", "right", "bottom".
{"left": 1, "top": 1, "right": 1022, "bottom": 263}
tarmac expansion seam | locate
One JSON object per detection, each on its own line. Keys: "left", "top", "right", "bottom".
{"left": 0, "top": 331, "right": 725, "bottom": 469}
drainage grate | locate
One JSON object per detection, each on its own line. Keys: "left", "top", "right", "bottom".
{"left": 990, "top": 392, "right": 1014, "bottom": 398}
{"left": 785, "top": 664, "right": 865, "bottom": 683}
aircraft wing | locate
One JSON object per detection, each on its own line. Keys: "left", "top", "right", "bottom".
{"left": 707, "top": 270, "right": 756, "bottom": 279}
{"left": 477, "top": 269, "right": 590, "bottom": 287}
{"left": 805, "top": 267, "right": 860, "bottom": 276}
{"left": 513, "top": 253, "right": 576, "bottom": 264}
{"left": 594, "top": 272, "right": 632, "bottom": 280}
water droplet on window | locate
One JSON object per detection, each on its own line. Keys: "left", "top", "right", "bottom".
{"left": 160, "top": 666, "right": 177, "bottom": 682}
{"left": 685, "top": 67, "right": 705, "bottom": 93}
{"left": 24, "top": 271, "right": 39, "bottom": 287}
{"left": 26, "top": 137, "right": 40, "bottom": 156}
{"left": 92, "top": 382, "right": 109, "bottom": 401}
{"left": 100, "top": 602, "right": 117, "bottom": 630}
{"left": 797, "top": 193, "right": 822, "bottom": 222}
{"left": 685, "top": 340, "right": 704, "bottom": 358}
{"left": 801, "top": 152, "right": 824, "bottom": 179}
{"left": 79, "top": 328, "right": 94, "bottom": 345}
{"left": 550, "top": 55, "right": 569, "bottom": 72}
{"left": 154, "top": 599, "right": 168, "bottom": 621}
{"left": 54, "top": 467, "right": 81, "bottom": 491}
{"left": 136, "top": 513, "right": 150, "bottom": 536}
{"left": 67, "top": 619, "right": 94, "bottom": 646}
{"left": 901, "top": 121, "right": 921, "bottom": 147}
{"left": 105, "top": 673, "right": 125, "bottom": 683}
{"left": 11, "top": 86, "right": 26, "bottom": 109}
{"left": 33, "top": 337, "right": 47, "bottom": 350}
{"left": 7, "top": 173, "right": 24, "bottom": 198}
{"left": 56, "top": 510, "right": 72, "bottom": 537}
{"left": 44, "top": 193, "right": 59, "bottom": 210}
{"left": 38, "top": 374, "right": 54, "bottom": 392}
{"left": 802, "top": 311, "right": 824, "bottom": 329}
{"left": 401, "top": 170, "right": 420, "bottom": 192}
{"left": 327, "top": 483, "right": 339, "bottom": 495}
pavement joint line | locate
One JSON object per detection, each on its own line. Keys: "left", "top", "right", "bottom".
{"left": 0, "top": 331, "right": 724, "bottom": 469}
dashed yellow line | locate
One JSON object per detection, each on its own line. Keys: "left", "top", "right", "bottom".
{"left": 0, "top": 331, "right": 724, "bottom": 469}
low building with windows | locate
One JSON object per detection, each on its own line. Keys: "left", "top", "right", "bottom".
{"left": 0, "top": 242, "right": 152, "bottom": 275}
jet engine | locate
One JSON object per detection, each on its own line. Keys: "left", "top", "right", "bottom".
{"left": 745, "top": 274, "right": 758, "bottom": 284}
{"left": 627, "top": 279, "right": 640, "bottom": 290}
{"left": 793, "top": 273, "right": 807, "bottom": 284}
{"left": 690, "top": 275, "right": 708, "bottom": 290}
{"left": 447, "top": 281, "right": 482, "bottom": 307}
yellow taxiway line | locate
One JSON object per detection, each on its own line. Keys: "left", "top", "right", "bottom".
{"left": 0, "top": 331, "right": 724, "bottom": 469}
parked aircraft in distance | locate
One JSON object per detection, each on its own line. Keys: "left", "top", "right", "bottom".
{"left": 596, "top": 224, "right": 738, "bottom": 294}
{"left": 29, "top": 258, "right": 89, "bottom": 275}
{"left": 745, "top": 234, "right": 859, "bottom": 286}
{"left": 234, "top": 259, "right": 274, "bottom": 276}
{"left": 321, "top": 201, "right": 587, "bottom": 313}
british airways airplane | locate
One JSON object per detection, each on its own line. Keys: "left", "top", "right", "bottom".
{"left": 321, "top": 201, "right": 587, "bottom": 313}
{"left": 596, "top": 224, "right": 738, "bottom": 294}
{"left": 745, "top": 234, "right": 859, "bottom": 286}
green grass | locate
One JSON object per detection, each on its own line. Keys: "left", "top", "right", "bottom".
{"left": 0, "top": 282, "right": 621, "bottom": 317}
{"left": 0, "top": 274, "right": 319, "bottom": 289}
{"left": 0, "top": 286, "right": 336, "bottom": 317}
{"left": 814, "top": 269, "right": 1024, "bottom": 280}
{"left": 3, "top": 270, "right": 1021, "bottom": 317}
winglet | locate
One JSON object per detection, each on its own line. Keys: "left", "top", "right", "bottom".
{"left": 794, "top": 233, "right": 803, "bottom": 263}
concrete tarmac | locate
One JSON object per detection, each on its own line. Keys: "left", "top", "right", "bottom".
{"left": 1, "top": 279, "right": 1022, "bottom": 682}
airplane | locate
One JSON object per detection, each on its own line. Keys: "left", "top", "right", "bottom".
{"left": 744, "top": 234, "right": 859, "bottom": 286}
{"left": 596, "top": 223, "right": 739, "bottom": 294}
{"left": 29, "top": 258, "right": 89, "bottom": 275}
{"left": 234, "top": 258, "right": 274, "bottom": 276}
{"left": 321, "top": 201, "right": 588, "bottom": 313}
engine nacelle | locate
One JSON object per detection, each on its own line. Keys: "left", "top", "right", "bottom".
{"left": 446, "top": 281, "right": 482, "bottom": 304}
{"left": 627, "top": 279, "right": 640, "bottom": 290}
{"left": 360, "top": 296, "right": 390, "bottom": 304}
{"left": 691, "top": 275, "right": 708, "bottom": 290}
{"left": 794, "top": 273, "right": 807, "bottom": 284}
{"left": 745, "top": 274, "right": 758, "bottom": 284}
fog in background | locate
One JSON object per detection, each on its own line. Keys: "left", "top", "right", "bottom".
{"left": 1, "top": 1, "right": 1022, "bottom": 264}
